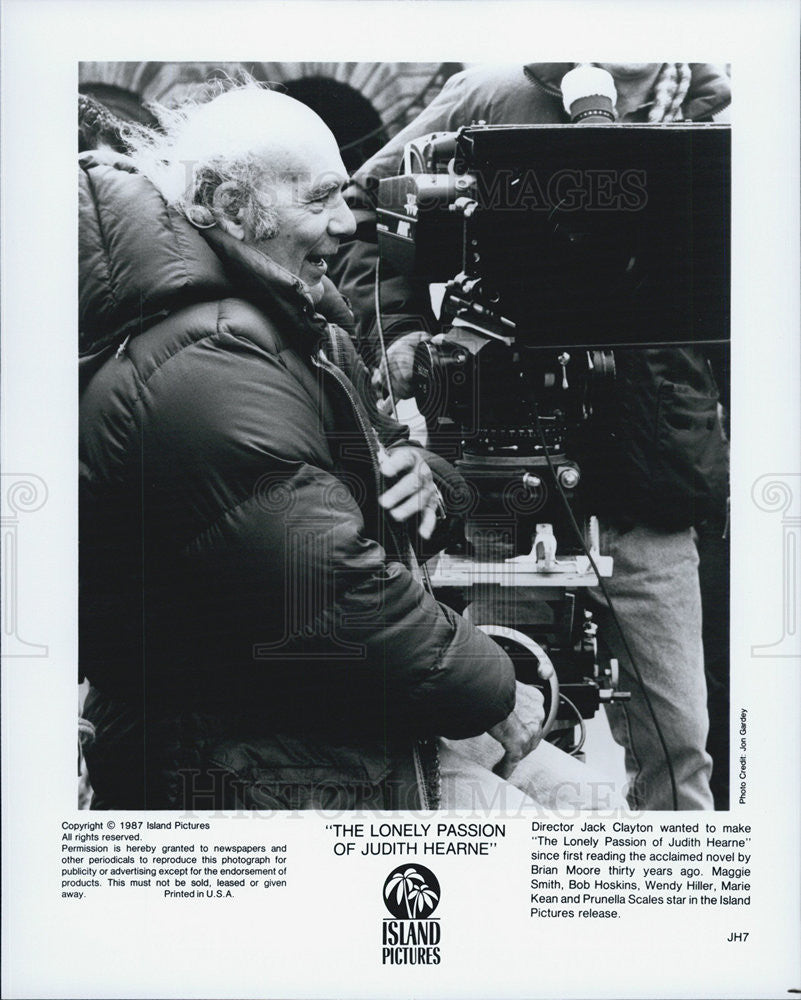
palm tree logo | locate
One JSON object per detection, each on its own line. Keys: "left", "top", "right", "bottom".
{"left": 383, "top": 865, "right": 440, "bottom": 919}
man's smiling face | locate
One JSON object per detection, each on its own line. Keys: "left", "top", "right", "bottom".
{"left": 191, "top": 88, "right": 358, "bottom": 293}
{"left": 250, "top": 135, "right": 355, "bottom": 290}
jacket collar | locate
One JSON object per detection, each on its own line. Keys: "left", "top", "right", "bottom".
{"left": 523, "top": 63, "right": 574, "bottom": 97}
{"left": 199, "top": 223, "right": 330, "bottom": 353}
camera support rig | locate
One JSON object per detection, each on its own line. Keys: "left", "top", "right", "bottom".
{"left": 411, "top": 295, "right": 627, "bottom": 749}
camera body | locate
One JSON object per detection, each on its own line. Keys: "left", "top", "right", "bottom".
{"left": 375, "top": 124, "right": 730, "bottom": 739}
{"left": 377, "top": 123, "right": 730, "bottom": 347}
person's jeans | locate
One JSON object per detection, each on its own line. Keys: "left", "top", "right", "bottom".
{"left": 587, "top": 522, "right": 714, "bottom": 810}
{"left": 438, "top": 734, "right": 626, "bottom": 813}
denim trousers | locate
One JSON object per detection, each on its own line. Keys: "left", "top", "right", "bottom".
{"left": 438, "top": 733, "right": 627, "bottom": 813}
{"left": 586, "top": 522, "right": 714, "bottom": 810}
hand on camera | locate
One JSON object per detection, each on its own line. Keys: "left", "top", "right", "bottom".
{"left": 371, "top": 330, "right": 431, "bottom": 402}
{"left": 377, "top": 445, "right": 440, "bottom": 539}
{"left": 488, "top": 681, "right": 546, "bottom": 779}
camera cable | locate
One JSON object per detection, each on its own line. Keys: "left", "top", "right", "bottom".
{"left": 556, "top": 691, "right": 587, "bottom": 756}
{"left": 374, "top": 259, "right": 437, "bottom": 597}
{"left": 373, "top": 254, "right": 399, "bottom": 420}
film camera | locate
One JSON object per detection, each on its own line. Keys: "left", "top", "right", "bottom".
{"left": 375, "top": 122, "right": 730, "bottom": 748}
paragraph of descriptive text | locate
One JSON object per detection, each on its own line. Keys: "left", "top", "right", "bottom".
{"left": 528, "top": 818, "right": 752, "bottom": 919}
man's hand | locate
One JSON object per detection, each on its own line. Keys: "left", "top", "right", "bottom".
{"left": 487, "top": 682, "right": 546, "bottom": 779}
{"left": 378, "top": 445, "right": 440, "bottom": 539}
{"left": 372, "top": 330, "right": 431, "bottom": 402}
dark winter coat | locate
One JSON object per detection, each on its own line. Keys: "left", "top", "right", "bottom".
{"left": 333, "top": 63, "right": 731, "bottom": 530}
{"left": 78, "top": 151, "right": 515, "bottom": 810}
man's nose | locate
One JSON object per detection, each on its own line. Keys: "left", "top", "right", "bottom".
{"left": 329, "top": 199, "right": 356, "bottom": 237}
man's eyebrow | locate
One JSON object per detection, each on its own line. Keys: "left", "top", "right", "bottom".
{"left": 305, "top": 178, "right": 347, "bottom": 199}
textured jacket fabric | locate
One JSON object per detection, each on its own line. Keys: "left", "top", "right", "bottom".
{"left": 78, "top": 151, "right": 515, "bottom": 810}
{"left": 333, "top": 63, "right": 731, "bottom": 529}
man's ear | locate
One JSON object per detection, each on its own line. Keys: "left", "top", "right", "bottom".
{"left": 212, "top": 181, "right": 247, "bottom": 241}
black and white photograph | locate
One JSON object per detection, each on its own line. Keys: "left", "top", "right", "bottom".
{"left": 2, "top": 2, "right": 800, "bottom": 998}
{"left": 76, "top": 58, "right": 730, "bottom": 814}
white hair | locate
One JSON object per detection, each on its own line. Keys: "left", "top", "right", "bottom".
{"left": 124, "top": 81, "right": 322, "bottom": 239}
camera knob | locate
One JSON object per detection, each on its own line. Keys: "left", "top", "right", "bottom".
{"left": 557, "top": 466, "right": 581, "bottom": 490}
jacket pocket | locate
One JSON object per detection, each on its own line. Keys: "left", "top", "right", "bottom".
{"left": 652, "top": 380, "right": 728, "bottom": 523}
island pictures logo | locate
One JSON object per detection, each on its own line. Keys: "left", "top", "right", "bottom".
{"left": 382, "top": 864, "right": 442, "bottom": 965}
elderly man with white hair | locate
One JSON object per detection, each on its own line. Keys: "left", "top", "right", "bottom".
{"left": 79, "top": 83, "right": 619, "bottom": 811}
